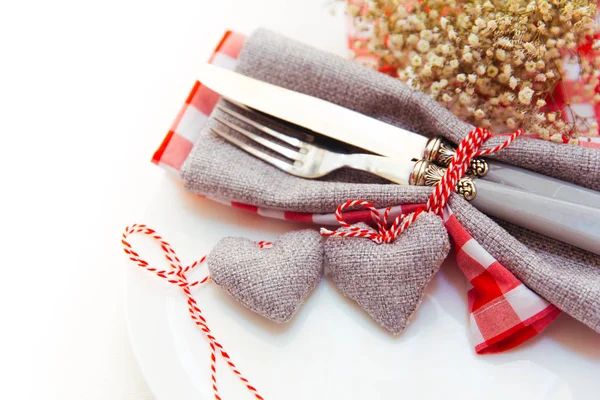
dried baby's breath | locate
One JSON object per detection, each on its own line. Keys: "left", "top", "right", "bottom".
{"left": 351, "top": 0, "right": 600, "bottom": 140}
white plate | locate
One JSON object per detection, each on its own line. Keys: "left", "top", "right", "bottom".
{"left": 125, "top": 177, "right": 600, "bottom": 400}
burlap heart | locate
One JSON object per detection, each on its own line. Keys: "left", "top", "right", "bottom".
{"left": 207, "top": 229, "right": 324, "bottom": 323}
{"left": 324, "top": 212, "right": 450, "bottom": 334}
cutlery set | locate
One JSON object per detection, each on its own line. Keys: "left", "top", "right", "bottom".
{"left": 133, "top": 31, "right": 600, "bottom": 395}
{"left": 198, "top": 64, "right": 600, "bottom": 255}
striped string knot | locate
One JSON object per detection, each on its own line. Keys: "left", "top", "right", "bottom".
{"left": 321, "top": 128, "right": 523, "bottom": 242}
{"left": 122, "top": 224, "right": 265, "bottom": 400}
{"left": 256, "top": 240, "right": 273, "bottom": 248}
{"left": 319, "top": 200, "right": 401, "bottom": 243}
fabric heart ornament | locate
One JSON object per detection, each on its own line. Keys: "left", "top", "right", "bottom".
{"left": 324, "top": 212, "right": 450, "bottom": 334}
{"left": 207, "top": 229, "right": 324, "bottom": 323}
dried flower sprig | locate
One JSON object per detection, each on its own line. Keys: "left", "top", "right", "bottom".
{"left": 348, "top": 0, "right": 599, "bottom": 142}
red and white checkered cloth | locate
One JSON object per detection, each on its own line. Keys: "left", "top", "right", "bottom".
{"left": 443, "top": 208, "right": 561, "bottom": 353}
{"left": 152, "top": 31, "right": 561, "bottom": 354}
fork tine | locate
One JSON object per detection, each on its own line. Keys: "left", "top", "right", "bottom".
{"left": 210, "top": 127, "right": 297, "bottom": 174}
{"left": 214, "top": 115, "right": 303, "bottom": 161}
{"left": 217, "top": 104, "right": 308, "bottom": 148}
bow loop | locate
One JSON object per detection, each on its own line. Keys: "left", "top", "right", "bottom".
{"left": 122, "top": 224, "right": 264, "bottom": 400}
{"left": 321, "top": 128, "right": 523, "bottom": 242}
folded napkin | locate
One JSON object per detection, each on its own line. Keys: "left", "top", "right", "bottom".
{"left": 154, "top": 29, "right": 600, "bottom": 351}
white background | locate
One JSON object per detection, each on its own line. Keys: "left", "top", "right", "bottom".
{"left": 2, "top": 1, "right": 600, "bottom": 399}
{"left": 0, "top": 0, "right": 346, "bottom": 399}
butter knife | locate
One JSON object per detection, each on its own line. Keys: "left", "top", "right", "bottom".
{"left": 197, "top": 64, "right": 600, "bottom": 208}
{"left": 197, "top": 64, "right": 600, "bottom": 254}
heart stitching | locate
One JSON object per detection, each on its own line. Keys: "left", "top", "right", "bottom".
{"left": 324, "top": 212, "right": 450, "bottom": 334}
{"left": 207, "top": 229, "right": 324, "bottom": 323}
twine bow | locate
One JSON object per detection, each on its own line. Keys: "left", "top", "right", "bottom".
{"left": 122, "top": 127, "right": 522, "bottom": 398}
{"left": 122, "top": 224, "right": 267, "bottom": 400}
{"left": 321, "top": 127, "right": 523, "bottom": 242}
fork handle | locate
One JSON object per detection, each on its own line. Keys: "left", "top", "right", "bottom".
{"left": 471, "top": 179, "right": 600, "bottom": 255}
{"left": 341, "top": 153, "right": 600, "bottom": 255}
{"left": 339, "top": 153, "right": 415, "bottom": 185}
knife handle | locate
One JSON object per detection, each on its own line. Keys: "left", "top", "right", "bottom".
{"left": 471, "top": 179, "right": 600, "bottom": 255}
{"left": 483, "top": 159, "right": 600, "bottom": 209}
{"left": 342, "top": 155, "right": 600, "bottom": 255}
{"left": 380, "top": 159, "right": 600, "bottom": 255}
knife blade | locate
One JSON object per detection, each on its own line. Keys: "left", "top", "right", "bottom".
{"left": 197, "top": 63, "right": 429, "bottom": 162}
{"left": 197, "top": 64, "right": 600, "bottom": 208}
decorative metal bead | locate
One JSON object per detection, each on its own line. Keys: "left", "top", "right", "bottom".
{"left": 468, "top": 158, "right": 489, "bottom": 177}
{"left": 455, "top": 178, "right": 477, "bottom": 201}
{"left": 423, "top": 136, "right": 489, "bottom": 177}
{"left": 423, "top": 137, "right": 456, "bottom": 167}
{"left": 410, "top": 160, "right": 478, "bottom": 201}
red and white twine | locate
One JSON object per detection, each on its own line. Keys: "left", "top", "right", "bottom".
{"left": 122, "top": 224, "right": 267, "bottom": 400}
{"left": 321, "top": 128, "right": 523, "bottom": 242}
{"left": 122, "top": 127, "right": 521, "bottom": 396}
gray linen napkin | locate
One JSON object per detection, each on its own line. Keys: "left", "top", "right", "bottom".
{"left": 450, "top": 196, "right": 600, "bottom": 332}
{"left": 181, "top": 29, "right": 600, "bottom": 332}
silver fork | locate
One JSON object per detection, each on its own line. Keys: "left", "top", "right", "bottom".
{"left": 209, "top": 103, "right": 600, "bottom": 255}
{"left": 211, "top": 104, "right": 417, "bottom": 185}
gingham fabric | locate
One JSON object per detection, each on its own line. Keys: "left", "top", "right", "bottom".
{"left": 151, "top": 31, "right": 563, "bottom": 353}
{"left": 152, "top": 31, "right": 247, "bottom": 174}
{"left": 443, "top": 208, "right": 561, "bottom": 353}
